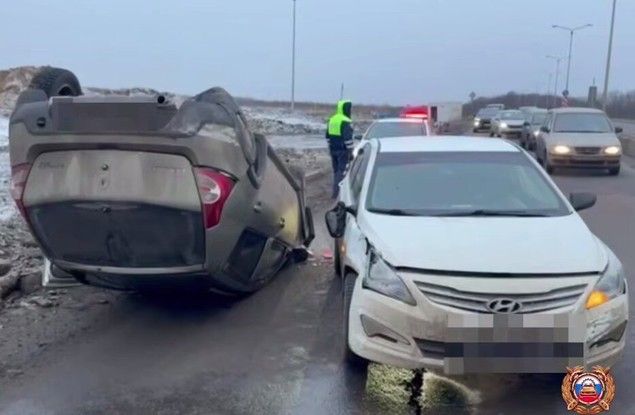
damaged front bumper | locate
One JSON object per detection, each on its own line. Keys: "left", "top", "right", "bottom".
{"left": 348, "top": 276, "right": 628, "bottom": 375}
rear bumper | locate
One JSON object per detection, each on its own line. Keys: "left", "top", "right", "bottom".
{"left": 549, "top": 155, "right": 621, "bottom": 169}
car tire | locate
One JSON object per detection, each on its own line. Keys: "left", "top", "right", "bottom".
{"left": 489, "top": 131, "right": 494, "bottom": 137}
{"left": 29, "top": 67, "right": 82, "bottom": 98}
{"left": 544, "top": 154, "right": 554, "bottom": 174}
{"left": 343, "top": 272, "right": 369, "bottom": 371}
{"left": 609, "top": 166, "right": 620, "bottom": 176}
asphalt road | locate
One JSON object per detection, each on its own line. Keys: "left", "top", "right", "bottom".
{"left": 0, "top": 138, "right": 634, "bottom": 415}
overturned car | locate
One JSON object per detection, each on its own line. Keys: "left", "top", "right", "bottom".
{"left": 9, "top": 68, "right": 314, "bottom": 294}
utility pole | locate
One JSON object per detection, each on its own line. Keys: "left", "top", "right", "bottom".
{"left": 290, "top": 0, "right": 297, "bottom": 112}
{"left": 547, "top": 55, "right": 564, "bottom": 103}
{"left": 547, "top": 73, "right": 553, "bottom": 108}
{"left": 340, "top": 83, "right": 344, "bottom": 100}
{"left": 552, "top": 24, "right": 593, "bottom": 94}
{"left": 602, "top": 0, "right": 617, "bottom": 110}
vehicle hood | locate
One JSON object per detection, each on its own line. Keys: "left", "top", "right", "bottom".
{"left": 360, "top": 212, "right": 607, "bottom": 274}
{"left": 547, "top": 132, "right": 621, "bottom": 147}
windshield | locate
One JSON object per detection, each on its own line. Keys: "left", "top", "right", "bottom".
{"left": 500, "top": 111, "right": 524, "bottom": 120}
{"left": 366, "top": 151, "right": 569, "bottom": 217}
{"left": 531, "top": 113, "right": 547, "bottom": 125}
{"left": 554, "top": 113, "right": 613, "bottom": 133}
{"left": 365, "top": 121, "right": 427, "bottom": 139}
{"left": 477, "top": 108, "right": 499, "bottom": 117}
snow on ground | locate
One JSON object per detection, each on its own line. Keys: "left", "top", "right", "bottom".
{"left": 0, "top": 116, "right": 14, "bottom": 221}
{"left": 243, "top": 106, "right": 325, "bottom": 135}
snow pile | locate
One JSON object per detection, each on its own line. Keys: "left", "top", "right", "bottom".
{"left": 0, "top": 66, "right": 40, "bottom": 117}
{"left": 0, "top": 117, "right": 15, "bottom": 221}
{"left": 243, "top": 106, "right": 326, "bottom": 136}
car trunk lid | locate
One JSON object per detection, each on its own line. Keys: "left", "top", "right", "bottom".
{"left": 23, "top": 150, "right": 205, "bottom": 268}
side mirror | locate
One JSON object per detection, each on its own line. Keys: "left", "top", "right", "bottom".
{"left": 354, "top": 134, "right": 363, "bottom": 141}
{"left": 569, "top": 192, "right": 597, "bottom": 212}
{"left": 325, "top": 202, "right": 353, "bottom": 238}
{"left": 540, "top": 126, "right": 550, "bottom": 133}
{"left": 523, "top": 121, "right": 530, "bottom": 127}
{"left": 615, "top": 127, "right": 623, "bottom": 134}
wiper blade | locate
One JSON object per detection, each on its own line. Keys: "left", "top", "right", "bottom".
{"left": 368, "top": 208, "right": 421, "bottom": 216}
{"left": 431, "top": 209, "right": 549, "bottom": 217}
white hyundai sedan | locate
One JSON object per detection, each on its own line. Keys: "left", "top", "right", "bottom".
{"left": 325, "top": 137, "right": 628, "bottom": 375}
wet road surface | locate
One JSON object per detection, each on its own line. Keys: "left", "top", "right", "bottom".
{"left": 1, "top": 137, "right": 634, "bottom": 415}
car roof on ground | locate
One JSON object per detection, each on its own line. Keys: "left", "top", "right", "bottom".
{"left": 373, "top": 117, "right": 427, "bottom": 123}
{"left": 375, "top": 136, "right": 520, "bottom": 153}
{"left": 550, "top": 107, "right": 606, "bottom": 114}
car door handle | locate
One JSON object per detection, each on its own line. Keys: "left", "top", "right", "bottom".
{"left": 254, "top": 202, "right": 263, "bottom": 213}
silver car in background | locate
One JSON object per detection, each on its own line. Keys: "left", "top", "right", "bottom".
{"left": 535, "top": 108, "right": 623, "bottom": 175}
{"left": 473, "top": 107, "right": 500, "bottom": 133}
{"left": 521, "top": 109, "right": 548, "bottom": 150}
{"left": 490, "top": 110, "right": 526, "bottom": 138}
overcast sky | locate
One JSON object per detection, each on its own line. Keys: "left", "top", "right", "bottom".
{"left": 1, "top": 0, "right": 633, "bottom": 105}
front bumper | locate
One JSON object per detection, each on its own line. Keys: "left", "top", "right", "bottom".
{"left": 474, "top": 120, "right": 491, "bottom": 130}
{"left": 348, "top": 277, "right": 627, "bottom": 375}
{"left": 549, "top": 154, "right": 621, "bottom": 169}
{"left": 499, "top": 127, "right": 523, "bottom": 137}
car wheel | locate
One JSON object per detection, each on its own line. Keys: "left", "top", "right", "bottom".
{"left": 609, "top": 166, "right": 621, "bottom": 176}
{"left": 343, "top": 272, "right": 369, "bottom": 371}
{"left": 472, "top": 128, "right": 478, "bottom": 133}
{"left": 489, "top": 131, "right": 494, "bottom": 137}
{"left": 544, "top": 153, "right": 554, "bottom": 174}
{"left": 29, "top": 67, "right": 82, "bottom": 98}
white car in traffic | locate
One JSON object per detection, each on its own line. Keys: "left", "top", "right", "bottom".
{"left": 326, "top": 137, "right": 628, "bottom": 374}
{"left": 535, "top": 107, "right": 623, "bottom": 175}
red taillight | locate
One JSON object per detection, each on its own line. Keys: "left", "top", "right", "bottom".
{"left": 194, "top": 167, "right": 235, "bottom": 229}
{"left": 10, "top": 163, "right": 32, "bottom": 219}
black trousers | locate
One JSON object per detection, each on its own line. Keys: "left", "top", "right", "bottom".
{"left": 330, "top": 147, "right": 349, "bottom": 198}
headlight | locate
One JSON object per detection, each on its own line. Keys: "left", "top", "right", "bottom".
{"left": 533, "top": 130, "right": 540, "bottom": 137}
{"left": 500, "top": 122, "right": 508, "bottom": 129}
{"left": 586, "top": 251, "right": 626, "bottom": 309}
{"left": 362, "top": 249, "right": 416, "bottom": 305}
{"left": 604, "top": 146, "right": 621, "bottom": 155}
{"left": 552, "top": 145, "right": 571, "bottom": 155}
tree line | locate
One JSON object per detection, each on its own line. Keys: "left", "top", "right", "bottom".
{"left": 463, "top": 91, "right": 635, "bottom": 120}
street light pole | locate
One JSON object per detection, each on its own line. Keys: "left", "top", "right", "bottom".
{"left": 552, "top": 24, "right": 593, "bottom": 94}
{"left": 290, "top": 0, "right": 297, "bottom": 112}
{"left": 602, "top": 0, "right": 617, "bottom": 110}
{"left": 547, "top": 72, "right": 553, "bottom": 108}
{"left": 547, "top": 55, "right": 564, "bottom": 103}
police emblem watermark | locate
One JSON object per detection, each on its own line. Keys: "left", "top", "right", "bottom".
{"left": 562, "top": 366, "right": 616, "bottom": 414}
